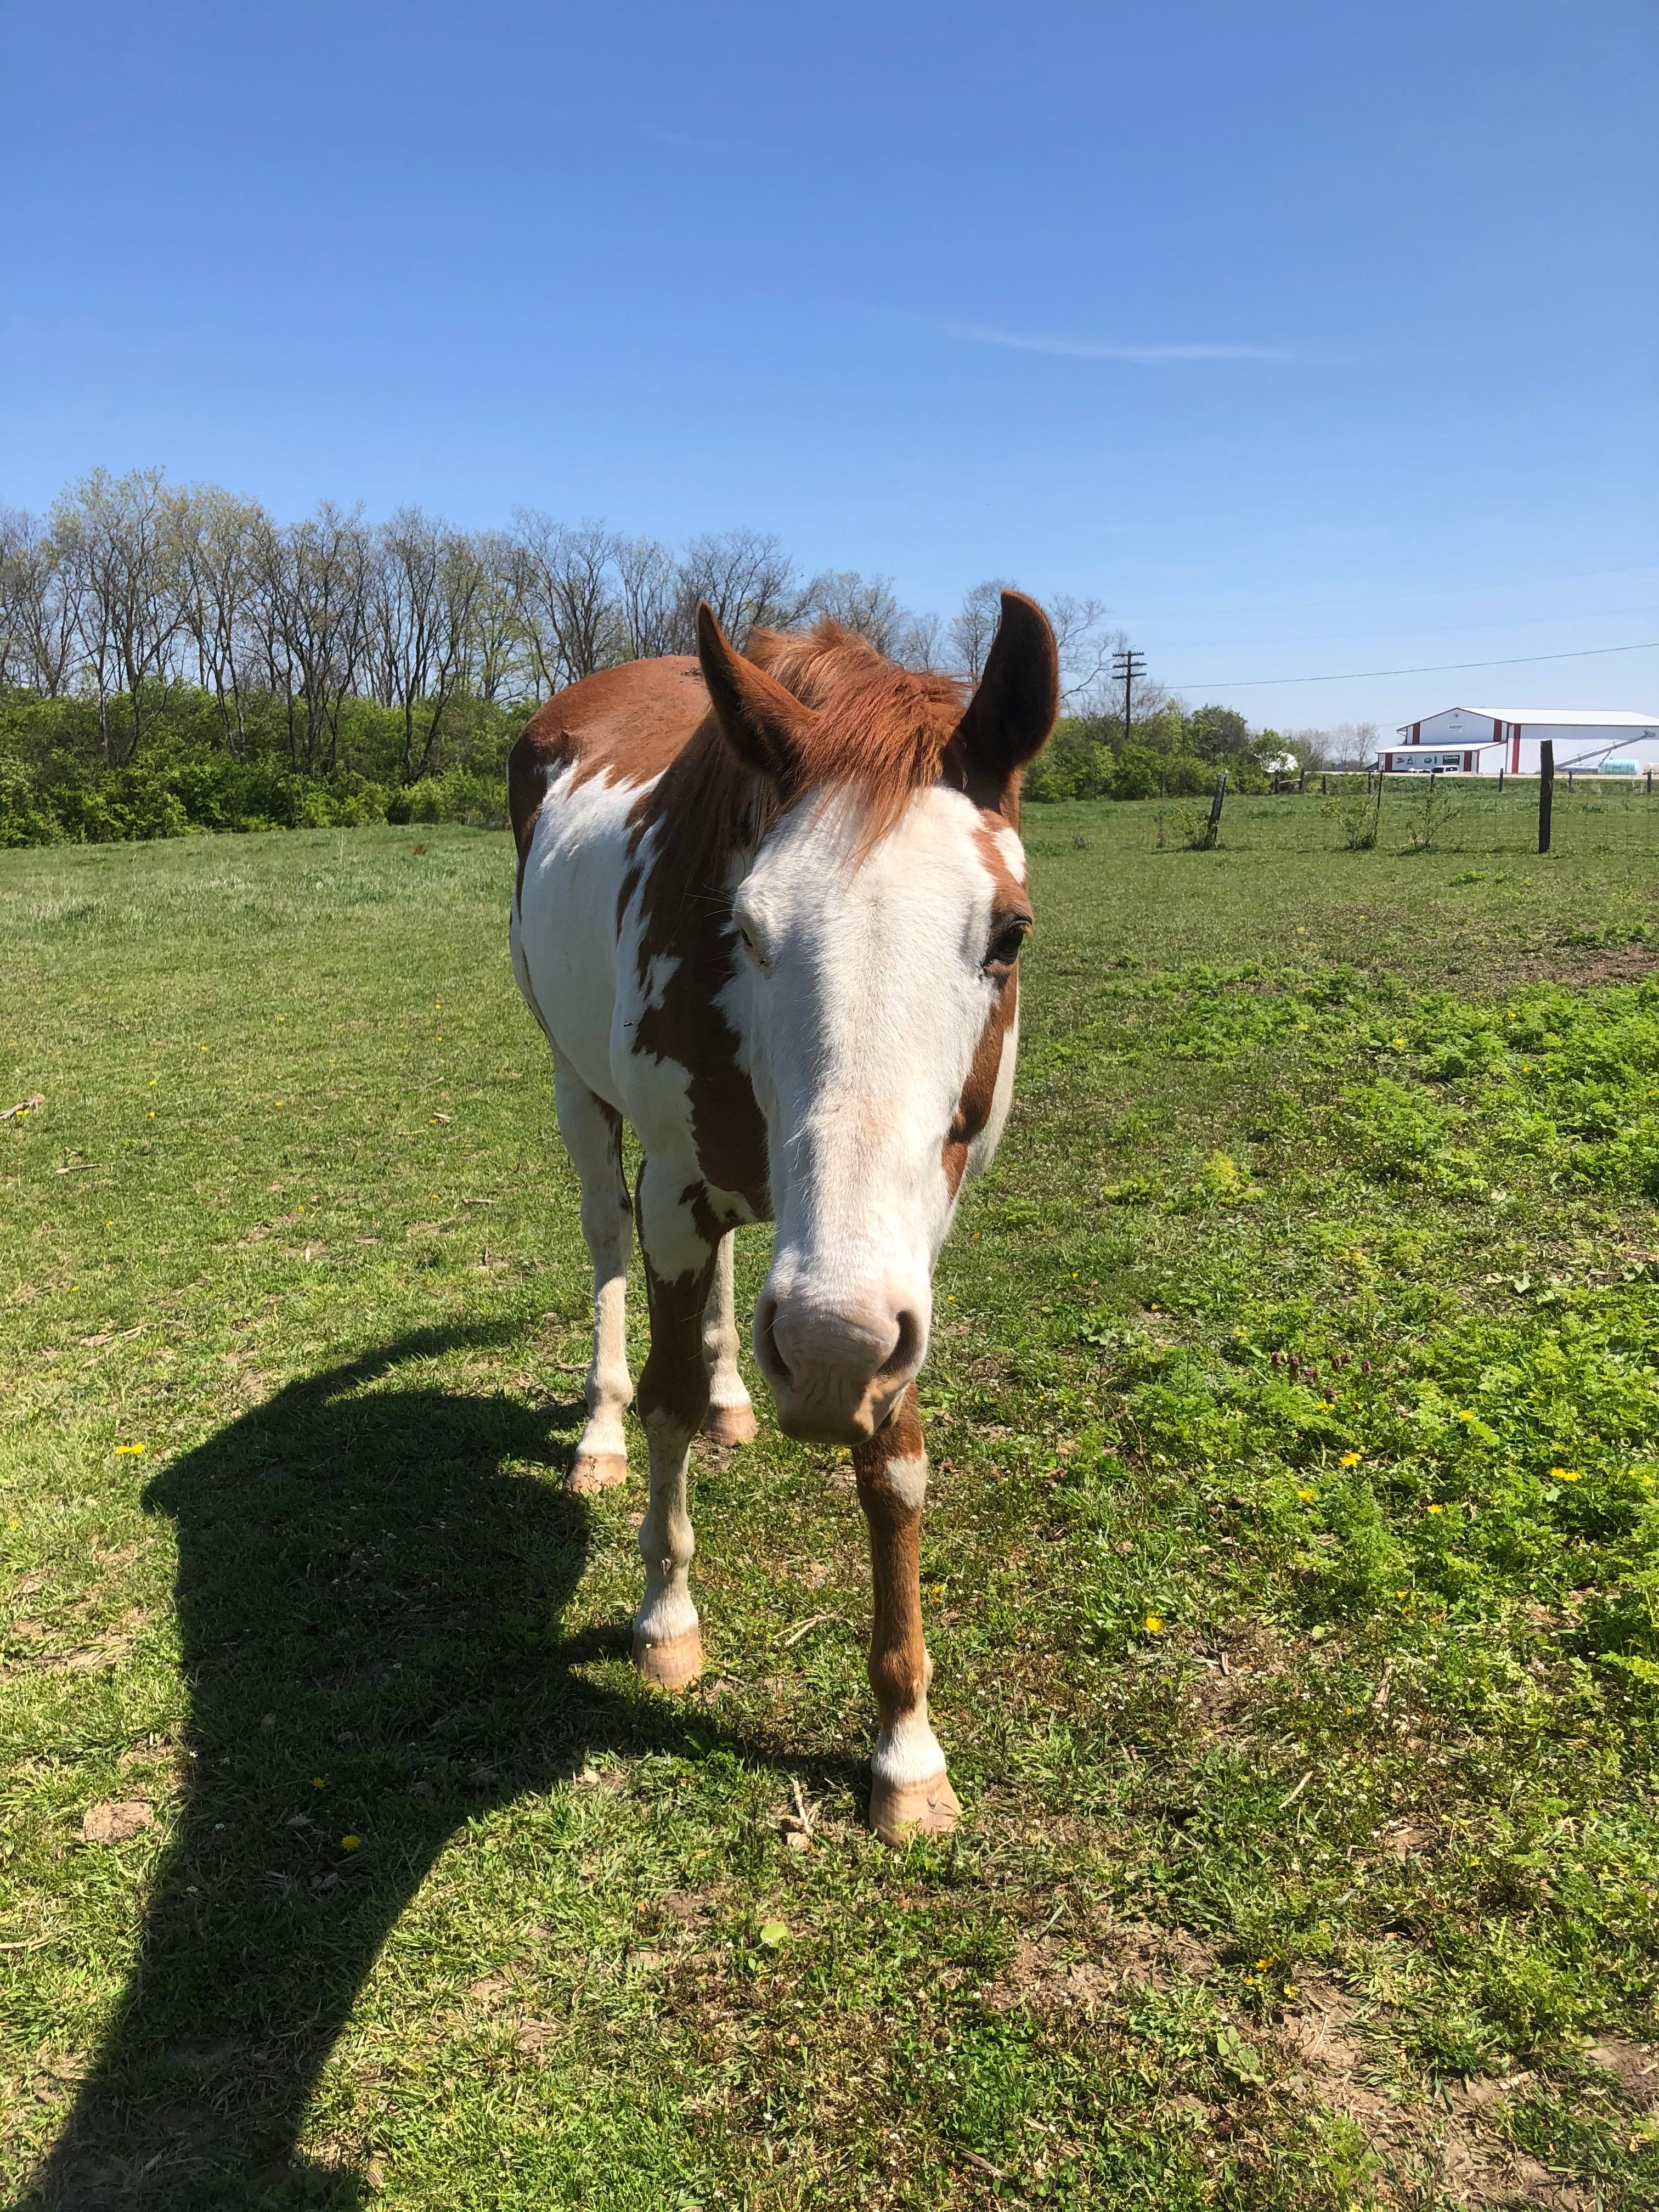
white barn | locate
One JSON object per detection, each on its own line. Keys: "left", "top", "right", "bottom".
{"left": 1378, "top": 706, "right": 1659, "bottom": 777}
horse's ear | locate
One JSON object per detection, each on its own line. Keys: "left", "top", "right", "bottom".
{"left": 696, "top": 602, "right": 816, "bottom": 788}
{"left": 953, "top": 591, "right": 1059, "bottom": 784}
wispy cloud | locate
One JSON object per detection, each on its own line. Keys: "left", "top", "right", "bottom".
{"left": 932, "top": 318, "right": 1312, "bottom": 364}
{"left": 639, "top": 123, "right": 776, "bottom": 159}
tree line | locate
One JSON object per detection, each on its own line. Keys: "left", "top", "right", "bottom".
{"left": 0, "top": 466, "right": 1374, "bottom": 843}
{"left": 0, "top": 468, "right": 1129, "bottom": 777}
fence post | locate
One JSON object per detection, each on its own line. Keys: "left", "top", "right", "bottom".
{"left": 1538, "top": 740, "right": 1554, "bottom": 854}
{"left": 1203, "top": 769, "right": 1228, "bottom": 849}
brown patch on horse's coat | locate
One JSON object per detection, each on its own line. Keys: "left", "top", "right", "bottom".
{"left": 941, "top": 816, "right": 1030, "bottom": 1195}
{"left": 944, "top": 971, "right": 1018, "bottom": 1198}
{"left": 635, "top": 1205, "right": 719, "bottom": 1438}
{"left": 853, "top": 1389, "right": 929, "bottom": 1729}
{"left": 507, "top": 656, "right": 708, "bottom": 910}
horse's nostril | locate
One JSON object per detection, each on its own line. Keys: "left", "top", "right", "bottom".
{"left": 756, "top": 1296, "right": 791, "bottom": 1385}
{"left": 879, "top": 1308, "right": 923, "bottom": 1383}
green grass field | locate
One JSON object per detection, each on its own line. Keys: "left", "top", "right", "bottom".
{"left": 4, "top": 802, "right": 1659, "bottom": 2210}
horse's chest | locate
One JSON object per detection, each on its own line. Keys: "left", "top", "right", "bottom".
{"left": 617, "top": 929, "right": 769, "bottom": 1218}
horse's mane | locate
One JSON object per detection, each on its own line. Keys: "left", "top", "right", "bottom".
{"left": 631, "top": 621, "right": 970, "bottom": 928}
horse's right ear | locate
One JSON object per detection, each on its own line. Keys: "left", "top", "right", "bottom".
{"left": 696, "top": 603, "right": 816, "bottom": 789}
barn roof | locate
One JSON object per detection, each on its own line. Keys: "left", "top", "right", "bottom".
{"left": 1439, "top": 706, "right": 1659, "bottom": 729}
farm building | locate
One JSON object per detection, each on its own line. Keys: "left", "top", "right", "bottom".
{"left": 1377, "top": 706, "right": 1659, "bottom": 777}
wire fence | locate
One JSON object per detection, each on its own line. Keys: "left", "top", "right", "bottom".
{"left": 1028, "top": 773, "right": 1659, "bottom": 859}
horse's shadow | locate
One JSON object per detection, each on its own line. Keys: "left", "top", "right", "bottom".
{"left": 32, "top": 1327, "right": 807, "bottom": 2210}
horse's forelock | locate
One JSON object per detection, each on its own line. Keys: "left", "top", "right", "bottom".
{"left": 746, "top": 621, "right": 969, "bottom": 849}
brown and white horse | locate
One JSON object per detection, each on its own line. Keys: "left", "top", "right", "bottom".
{"left": 508, "top": 593, "right": 1057, "bottom": 1841}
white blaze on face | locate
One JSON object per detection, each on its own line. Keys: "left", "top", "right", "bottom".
{"left": 731, "top": 783, "right": 1021, "bottom": 1441}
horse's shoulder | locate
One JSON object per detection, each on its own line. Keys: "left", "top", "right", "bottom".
{"left": 509, "top": 657, "right": 709, "bottom": 862}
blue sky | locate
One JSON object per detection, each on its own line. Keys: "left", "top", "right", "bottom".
{"left": 3, "top": 0, "right": 1655, "bottom": 732}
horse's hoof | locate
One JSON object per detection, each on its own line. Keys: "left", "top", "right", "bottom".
{"left": 870, "top": 1770, "right": 961, "bottom": 1846}
{"left": 702, "top": 1402, "right": 758, "bottom": 1447}
{"left": 633, "top": 1625, "right": 704, "bottom": 1690}
{"left": 568, "top": 1452, "right": 628, "bottom": 1494}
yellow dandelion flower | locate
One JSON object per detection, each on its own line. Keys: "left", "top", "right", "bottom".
{"left": 114, "top": 1442, "right": 145, "bottom": 1455}
{"left": 1339, "top": 1451, "right": 1361, "bottom": 1467}
{"left": 341, "top": 1834, "right": 361, "bottom": 1851}
{"left": 312, "top": 1776, "right": 325, "bottom": 1788}
{"left": 1426, "top": 1503, "right": 1443, "bottom": 1514}
{"left": 1297, "top": 1488, "right": 1315, "bottom": 1502}
{"left": 1550, "top": 1467, "right": 1582, "bottom": 1482}
{"left": 1457, "top": 1410, "right": 1476, "bottom": 1422}
{"left": 1144, "top": 1615, "right": 1164, "bottom": 1633}
{"left": 1392, "top": 1036, "right": 1407, "bottom": 1048}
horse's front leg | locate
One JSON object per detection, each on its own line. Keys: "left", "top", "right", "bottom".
{"left": 854, "top": 1385, "right": 961, "bottom": 1843}
{"left": 701, "top": 1229, "right": 758, "bottom": 1446}
{"left": 631, "top": 1155, "right": 717, "bottom": 1690}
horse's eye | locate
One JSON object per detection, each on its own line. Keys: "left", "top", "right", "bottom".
{"left": 986, "top": 918, "right": 1030, "bottom": 969}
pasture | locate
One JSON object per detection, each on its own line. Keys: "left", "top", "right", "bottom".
{"left": 4, "top": 803, "right": 1659, "bottom": 2209}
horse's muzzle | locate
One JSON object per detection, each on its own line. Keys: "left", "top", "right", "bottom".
{"left": 754, "top": 1291, "right": 926, "bottom": 1446}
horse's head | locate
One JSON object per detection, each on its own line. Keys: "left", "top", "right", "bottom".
{"left": 697, "top": 593, "right": 1058, "bottom": 1446}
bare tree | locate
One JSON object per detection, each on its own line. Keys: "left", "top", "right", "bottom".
{"left": 894, "top": 608, "right": 944, "bottom": 672}
{"left": 613, "top": 534, "right": 680, "bottom": 662}
{"left": 1047, "top": 594, "right": 1115, "bottom": 704}
{"left": 798, "top": 569, "right": 911, "bottom": 656}
{"left": 169, "top": 484, "right": 267, "bottom": 752}
{"left": 275, "top": 502, "right": 369, "bottom": 772}
{"left": 507, "top": 512, "right": 621, "bottom": 694}
{"left": 949, "top": 577, "right": 1017, "bottom": 680}
{"left": 68, "top": 467, "right": 183, "bottom": 761}
{"left": 0, "top": 505, "right": 83, "bottom": 696}
{"left": 1285, "top": 721, "right": 1377, "bottom": 769}
{"left": 469, "top": 530, "right": 531, "bottom": 703}
{"left": 672, "top": 528, "right": 801, "bottom": 650}
{"left": 371, "top": 508, "right": 492, "bottom": 781}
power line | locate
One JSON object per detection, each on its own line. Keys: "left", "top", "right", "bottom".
{"left": 1165, "top": 637, "right": 1659, "bottom": 691}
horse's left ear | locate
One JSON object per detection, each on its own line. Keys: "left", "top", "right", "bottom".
{"left": 953, "top": 591, "right": 1059, "bottom": 783}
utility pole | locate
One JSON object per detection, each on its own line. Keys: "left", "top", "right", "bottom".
{"left": 1111, "top": 645, "right": 1146, "bottom": 750}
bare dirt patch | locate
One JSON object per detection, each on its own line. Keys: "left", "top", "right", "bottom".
{"left": 1276, "top": 1984, "right": 1587, "bottom": 2208}
{"left": 80, "top": 1801, "right": 154, "bottom": 1844}
{"left": 986, "top": 1920, "right": 1221, "bottom": 2015}
{"left": 1585, "top": 2034, "right": 1659, "bottom": 2109}
{"left": 1513, "top": 944, "right": 1659, "bottom": 988}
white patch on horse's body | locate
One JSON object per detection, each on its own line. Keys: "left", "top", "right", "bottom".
{"left": 511, "top": 760, "right": 641, "bottom": 1113}
{"left": 507, "top": 593, "right": 1058, "bottom": 1839}
{"left": 874, "top": 1452, "right": 928, "bottom": 1513}
{"left": 990, "top": 820, "right": 1028, "bottom": 883}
